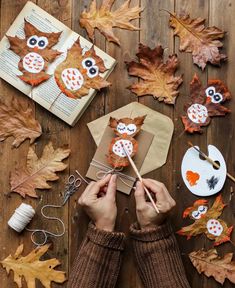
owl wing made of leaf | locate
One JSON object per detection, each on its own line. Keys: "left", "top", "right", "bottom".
{"left": 205, "top": 194, "right": 226, "bottom": 220}
{"left": 177, "top": 219, "right": 207, "bottom": 239}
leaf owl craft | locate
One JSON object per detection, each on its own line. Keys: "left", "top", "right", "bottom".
{"left": 7, "top": 19, "right": 62, "bottom": 86}
{"left": 177, "top": 195, "right": 233, "bottom": 246}
{"left": 182, "top": 74, "right": 231, "bottom": 133}
{"left": 54, "top": 39, "right": 110, "bottom": 99}
{"left": 107, "top": 115, "right": 146, "bottom": 168}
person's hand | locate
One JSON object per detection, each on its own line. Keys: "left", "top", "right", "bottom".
{"left": 134, "top": 179, "right": 176, "bottom": 229}
{"left": 78, "top": 174, "right": 117, "bottom": 231}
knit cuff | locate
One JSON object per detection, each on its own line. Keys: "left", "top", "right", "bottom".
{"left": 87, "top": 222, "right": 126, "bottom": 250}
{"left": 130, "top": 221, "right": 173, "bottom": 242}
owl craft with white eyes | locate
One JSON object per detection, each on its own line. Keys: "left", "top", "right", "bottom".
{"left": 177, "top": 195, "right": 233, "bottom": 246}
{"left": 54, "top": 38, "right": 110, "bottom": 99}
{"left": 7, "top": 19, "right": 62, "bottom": 86}
{"left": 107, "top": 115, "right": 146, "bottom": 168}
{"left": 182, "top": 73, "right": 231, "bottom": 133}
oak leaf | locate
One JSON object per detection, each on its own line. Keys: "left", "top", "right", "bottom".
{"left": 1, "top": 244, "right": 66, "bottom": 288}
{"left": 169, "top": 13, "right": 227, "bottom": 70}
{"left": 79, "top": 0, "right": 143, "bottom": 45}
{"left": 189, "top": 249, "right": 235, "bottom": 284}
{"left": 0, "top": 98, "right": 42, "bottom": 148}
{"left": 126, "top": 44, "right": 183, "bottom": 104}
{"left": 10, "top": 142, "right": 70, "bottom": 198}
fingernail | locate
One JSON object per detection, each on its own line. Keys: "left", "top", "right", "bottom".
{"left": 111, "top": 174, "right": 117, "bottom": 181}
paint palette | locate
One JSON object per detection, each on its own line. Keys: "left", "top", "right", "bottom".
{"left": 181, "top": 145, "right": 227, "bottom": 197}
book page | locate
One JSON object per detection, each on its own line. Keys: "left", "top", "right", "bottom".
{"left": 0, "top": 1, "right": 116, "bottom": 125}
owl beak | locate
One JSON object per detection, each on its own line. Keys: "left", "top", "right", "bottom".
{"left": 206, "top": 96, "right": 212, "bottom": 104}
{"left": 33, "top": 46, "right": 39, "bottom": 52}
{"left": 122, "top": 133, "right": 128, "bottom": 137}
{"left": 81, "top": 68, "right": 87, "bottom": 75}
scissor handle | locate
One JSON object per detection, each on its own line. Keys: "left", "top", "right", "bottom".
{"left": 68, "top": 174, "right": 82, "bottom": 188}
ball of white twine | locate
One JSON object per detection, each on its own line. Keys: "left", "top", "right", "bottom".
{"left": 8, "top": 203, "right": 35, "bottom": 233}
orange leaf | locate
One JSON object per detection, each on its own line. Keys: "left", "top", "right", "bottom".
{"left": 0, "top": 98, "right": 42, "bottom": 148}
{"left": 10, "top": 142, "right": 70, "bottom": 198}
{"left": 169, "top": 13, "right": 227, "bottom": 70}
{"left": 126, "top": 44, "right": 183, "bottom": 104}
{"left": 1, "top": 244, "right": 66, "bottom": 288}
{"left": 189, "top": 249, "right": 235, "bottom": 284}
{"left": 79, "top": 0, "right": 143, "bottom": 45}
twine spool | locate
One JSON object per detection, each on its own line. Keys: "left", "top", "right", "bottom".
{"left": 8, "top": 203, "right": 35, "bottom": 233}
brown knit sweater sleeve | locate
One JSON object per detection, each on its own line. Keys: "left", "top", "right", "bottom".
{"left": 130, "top": 222, "right": 191, "bottom": 288}
{"left": 67, "top": 223, "right": 125, "bottom": 288}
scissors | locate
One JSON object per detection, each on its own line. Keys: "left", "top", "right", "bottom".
{"left": 62, "top": 170, "right": 88, "bottom": 205}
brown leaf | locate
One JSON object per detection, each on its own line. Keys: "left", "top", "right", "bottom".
{"left": 177, "top": 195, "right": 233, "bottom": 246}
{"left": 10, "top": 142, "right": 70, "bottom": 198}
{"left": 54, "top": 39, "right": 110, "bottom": 99}
{"left": 1, "top": 244, "right": 66, "bottom": 288}
{"left": 79, "top": 0, "right": 143, "bottom": 45}
{"left": 182, "top": 74, "right": 231, "bottom": 133}
{"left": 0, "top": 98, "right": 42, "bottom": 148}
{"left": 169, "top": 12, "right": 227, "bottom": 70}
{"left": 7, "top": 20, "right": 61, "bottom": 86}
{"left": 189, "top": 249, "right": 235, "bottom": 284}
{"left": 126, "top": 44, "right": 183, "bottom": 104}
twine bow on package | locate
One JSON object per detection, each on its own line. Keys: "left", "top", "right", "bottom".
{"left": 86, "top": 102, "right": 174, "bottom": 194}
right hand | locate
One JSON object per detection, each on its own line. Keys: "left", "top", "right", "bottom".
{"left": 134, "top": 179, "right": 176, "bottom": 229}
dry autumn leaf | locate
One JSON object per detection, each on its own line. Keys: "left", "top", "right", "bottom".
{"left": 0, "top": 98, "right": 42, "bottom": 148}
{"left": 79, "top": 0, "right": 143, "bottom": 45}
{"left": 1, "top": 244, "right": 66, "bottom": 288}
{"left": 169, "top": 12, "right": 227, "bottom": 70}
{"left": 189, "top": 249, "right": 235, "bottom": 284}
{"left": 10, "top": 142, "right": 70, "bottom": 198}
{"left": 126, "top": 44, "right": 183, "bottom": 104}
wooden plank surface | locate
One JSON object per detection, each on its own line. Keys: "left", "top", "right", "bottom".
{"left": 0, "top": 0, "right": 234, "bottom": 287}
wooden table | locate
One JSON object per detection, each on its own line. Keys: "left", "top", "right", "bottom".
{"left": 0, "top": 0, "right": 234, "bottom": 287}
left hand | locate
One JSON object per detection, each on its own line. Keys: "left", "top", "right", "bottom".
{"left": 78, "top": 174, "right": 117, "bottom": 231}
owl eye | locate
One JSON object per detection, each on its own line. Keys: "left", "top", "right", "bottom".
{"left": 117, "top": 123, "right": 127, "bottom": 134}
{"left": 27, "top": 35, "right": 38, "bottom": 48}
{"left": 37, "top": 36, "right": 48, "bottom": 49}
{"left": 212, "top": 93, "right": 223, "bottom": 103}
{"left": 87, "top": 66, "right": 99, "bottom": 78}
{"left": 205, "top": 86, "right": 216, "bottom": 97}
{"left": 198, "top": 205, "right": 208, "bottom": 215}
{"left": 192, "top": 210, "right": 201, "bottom": 220}
{"left": 126, "top": 124, "right": 137, "bottom": 135}
{"left": 82, "top": 57, "right": 96, "bottom": 69}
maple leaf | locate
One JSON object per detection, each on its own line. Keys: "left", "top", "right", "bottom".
{"left": 126, "top": 44, "right": 183, "bottom": 104}
{"left": 169, "top": 12, "right": 227, "bottom": 70}
{"left": 1, "top": 244, "right": 66, "bottom": 288}
{"left": 0, "top": 98, "right": 42, "bottom": 148}
{"left": 10, "top": 142, "right": 70, "bottom": 198}
{"left": 79, "top": 0, "right": 143, "bottom": 45}
{"left": 182, "top": 73, "right": 231, "bottom": 133}
{"left": 189, "top": 249, "right": 235, "bottom": 284}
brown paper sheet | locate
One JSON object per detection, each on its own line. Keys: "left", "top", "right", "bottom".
{"left": 87, "top": 102, "right": 174, "bottom": 175}
{"left": 86, "top": 127, "right": 154, "bottom": 195}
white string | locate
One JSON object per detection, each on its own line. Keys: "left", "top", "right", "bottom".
{"left": 90, "top": 159, "right": 136, "bottom": 189}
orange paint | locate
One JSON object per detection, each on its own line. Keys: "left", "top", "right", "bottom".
{"left": 186, "top": 170, "right": 200, "bottom": 186}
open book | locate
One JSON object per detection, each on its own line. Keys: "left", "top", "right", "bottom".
{"left": 0, "top": 1, "right": 116, "bottom": 126}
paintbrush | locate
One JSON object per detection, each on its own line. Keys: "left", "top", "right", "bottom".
{"left": 188, "top": 141, "right": 235, "bottom": 184}
{"left": 120, "top": 142, "right": 160, "bottom": 214}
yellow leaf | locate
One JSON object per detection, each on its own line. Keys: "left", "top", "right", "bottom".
{"left": 10, "top": 142, "right": 70, "bottom": 198}
{"left": 1, "top": 244, "right": 66, "bottom": 288}
{"left": 189, "top": 249, "right": 235, "bottom": 284}
{"left": 80, "top": 0, "right": 143, "bottom": 45}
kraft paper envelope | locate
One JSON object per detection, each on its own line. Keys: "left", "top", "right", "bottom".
{"left": 87, "top": 102, "right": 174, "bottom": 175}
{"left": 86, "top": 127, "right": 154, "bottom": 194}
